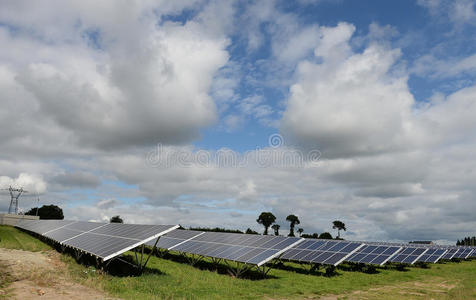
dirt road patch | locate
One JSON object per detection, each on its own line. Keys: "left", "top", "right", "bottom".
{"left": 0, "top": 248, "right": 117, "bottom": 299}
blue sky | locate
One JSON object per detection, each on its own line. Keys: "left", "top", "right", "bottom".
{"left": 1, "top": 0, "right": 476, "bottom": 243}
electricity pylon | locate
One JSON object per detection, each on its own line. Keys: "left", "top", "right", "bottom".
{"left": 2, "top": 186, "right": 28, "bottom": 214}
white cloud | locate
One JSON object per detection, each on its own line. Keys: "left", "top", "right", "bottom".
{"left": 412, "top": 53, "right": 476, "bottom": 79}
{"left": 417, "top": 0, "right": 476, "bottom": 25}
{"left": 0, "top": 0, "right": 230, "bottom": 150}
{"left": 0, "top": 173, "right": 47, "bottom": 194}
{"left": 281, "top": 23, "right": 420, "bottom": 158}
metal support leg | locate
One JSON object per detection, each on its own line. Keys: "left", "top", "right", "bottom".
{"left": 141, "top": 236, "right": 161, "bottom": 271}
{"left": 255, "top": 265, "right": 271, "bottom": 278}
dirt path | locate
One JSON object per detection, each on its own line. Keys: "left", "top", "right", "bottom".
{"left": 0, "top": 248, "right": 117, "bottom": 299}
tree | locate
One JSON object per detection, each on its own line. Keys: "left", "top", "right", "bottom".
{"left": 302, "top": 233, "right": 319, "bottom": 239}
{"left": 245, "top": 228, "right": 258, "bottom": 234}
{"left": 26, "top": 205, "right": 63, "bottom": 220}
{"left": 297, "top": 228, "right": 304, "bottom": 237}
{"left": 332, "top": 220, "right": 346, "bottom": 238}
{"left": 256, "top": 212, "right": 276, "bottom": 235}
{"left": 319, "top": 232, "right": 333, "bottom": 239}
{"left": 271, "top": 224, "right": 280, "bottom": 236}
{"left": 286, "top": 214, "right": 300, "bottom": 237}
{"left": 110, "top": 215, "right": 124, "bottom": 223}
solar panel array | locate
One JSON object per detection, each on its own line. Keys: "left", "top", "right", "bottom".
{"left": 452, "top": 248, "right": 473, "bottom": 259}
{"left": 160, "top": 231, "right": 303, "bottom": 266}
{"left": 441, "top": 248, "right": 459, "bottom": 260}
{"left": 389, "top": 247, "right": 428, "bottom": 264}
{"left": 280, "top": 239, "right": 364, "bottom": 266}
{"left": 346, "top": 245, "right": 402, "bottom": 265}
{"left": 15, "top": 219, "right": 178, "bottom": 261}
{"left": 13, "top": 219, "right": 475, "bottom": 273}
{"left": 416, "top": 248, "right": 447, "bottom": 263}
{"left": 146, "top": 229, "right": 204, "bottom": 250}
{"left": 470, "top": 248, "right": 476, "bottom": 257}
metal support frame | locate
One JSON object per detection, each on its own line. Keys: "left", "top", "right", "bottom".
{"left": 99, "top": 236, "right": 163, "bottom": 274}
{"left": 255, "top": 265, "right": 271, "bottom": 277}
{"left": 155, "top": 248, "right": 168, "bottom": 257}
{"left": 185, "top": 253, "right": 204, "bottom": 266}
{"left": 223, "top": 260, "right": 252, "bottom": 278}
{"left": 74, "top": 249, "right": 84, "bottom": 261}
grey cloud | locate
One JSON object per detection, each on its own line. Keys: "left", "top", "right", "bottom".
{"left": 96, "top": 198, "right": 119, "bottom": 209}
{"left": 53, "top": 171, "right": 101, "bottom": 188}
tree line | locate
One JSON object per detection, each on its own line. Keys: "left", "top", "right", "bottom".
{"left": 456, "top": 236, "right": 476, "bottom": 246}
{"left": 256, "top": 212, "right": 346, "bottom": 239}
{"left": 23, "top": 206, "right": 346, "bottom": 239}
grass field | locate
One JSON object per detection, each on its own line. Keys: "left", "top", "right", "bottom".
{"left": 1, "top": 225, "right": 475, "bottom": 299}
{"left": 0, "top": 225, "right": 51, "bottom": 252}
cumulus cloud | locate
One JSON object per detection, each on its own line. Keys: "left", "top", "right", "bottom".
{"left": 0, "top": 173, "right": 47, "bottom": 194}
{"left": 0, "top": 0, "right": 230, "bottom": 151}
{"left": 281, "top": 22, "right": 420, "bottom": 158}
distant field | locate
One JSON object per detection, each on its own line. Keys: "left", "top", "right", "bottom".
{"left": 1, "top": 225, "right": 475, "bottom": 299}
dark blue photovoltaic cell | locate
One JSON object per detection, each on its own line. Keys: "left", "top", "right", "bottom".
{"left": 442, "top": 248, "right": 459, "bottom": 259}
{"left": 371, "top": 255, "right": 389, "bottom": 265}
{"left": 16, "top": 219, "right": 76, "bottom": 235}
{"left": 146, "top": 230, "right": 204, "bottom": 249}
{"left": 282, "top": 239, "right": 364, "bottom": 266}
{"left": 44, "top": 228, "right": 84, "bottom": 243}
{"left": 247, "top": 249, "right": 279, "bottom": 264}
{"left": 15, "top": 219, "right": 178, "bottom": 261}
{"left": 469, "top": 249, "right": 476, "bottom": 257}
{"left": 347, "top": 245, "right": 401, "bottom": 265}
{"left": 418, "top": 249, "right": 447, "bottom": 263}
{"left": 64, "top": 221, "right": 106, "bottom": 232}
{"left": 454, "top": 248, "right": 474, "bottom": 259}
{"left": 326, "top": 252, "right": 347, "bottom": 265}
{"left": 157, "top": 231, "right": 303, "bottom": 266}
{"left": 389, "top": 247, "right": 428, "bottom": 264}
{"left": 154, "top": 237, "right": 183, "bottom": 249}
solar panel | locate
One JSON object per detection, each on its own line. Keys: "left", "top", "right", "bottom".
{"left": 389, "top": 247, "right": 428, "bottom": 264}
{"left": 15, "top": 219, "right": 76, "bottom": 235}
{"left": 145, "top": 229, "right": 204, "bottom": 250}
{"left": 452, "top": 248, "right": 474, "bottom": 259}
{"left": 167, "top": 231, "right": 303, "bottom": 266}
{"left": 416, "top": 248, "right": 447, "bottom": 263}
{"left": 469, "top": 248, "right": 476, "bottom": 258}
{"left": 15, "top": 219, "right": 179, "bottom": 261}
{"left": 281, "top": 239, "right": 364, "bottom": 266}
{"left": 440, "top": 248, "right": 459, "bottom": 260}
{"left": 346, "top": 245, "right": 402, "bottom": 265}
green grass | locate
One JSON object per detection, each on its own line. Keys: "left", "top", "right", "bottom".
{"left": 0, "top": 225, "right": 51, "bottom": 251}
{"left": 1, "top": 225, "right": 475, "bottom": 299}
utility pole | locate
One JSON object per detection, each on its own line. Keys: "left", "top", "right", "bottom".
{"left": 36, "top": 195, "right": 40, "bottom": 216}
{"left": 3, "top": 186, "right": 28, "bottom": 215}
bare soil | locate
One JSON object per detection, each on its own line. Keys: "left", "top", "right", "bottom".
{"left": 0, "top": 248, "right": 117, "bottom": 300}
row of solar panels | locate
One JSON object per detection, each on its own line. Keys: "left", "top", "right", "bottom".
{"left": 150, "top": 229, "right": 476, "bottom": 267}
{"left": 15, "top": 219, "right": 178, "bottom": 261}
{"left": 15, "top": 219, "right": 475, "bottom": 269}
